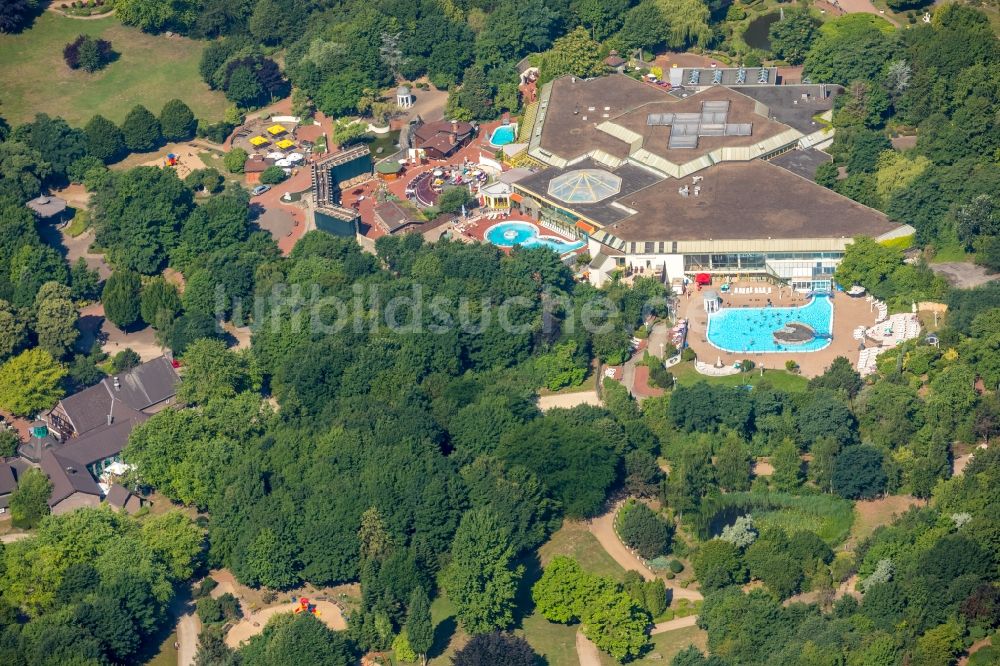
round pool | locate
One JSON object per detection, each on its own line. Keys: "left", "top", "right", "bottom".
{"left": 489, "top": 124, "right": 518, "bottom": 147}
{"left": 485, "top": 221, "right": 585, "bottom": 255}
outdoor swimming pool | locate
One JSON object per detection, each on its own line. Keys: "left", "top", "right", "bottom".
{"left": 485, "top": 221, "right": 585, "bottom": 254}
{"left": 489, "top": 124, "right": 518, "bottom": 146}
{"left": 707, "top": 295, "right": 834, "bottom": 353}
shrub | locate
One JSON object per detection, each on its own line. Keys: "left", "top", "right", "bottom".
{"left": 669, "top": 559, "right": 684, "bottom": 574}
{"left": 619, "top": 501, "right": 673, "bottom": 560}
{"left": 197, "top": 120, "right": 236, "bottom": 144}
{"left": 648, "top": 363, "right": 673, "bottom": 389}
{"left": 195, "top": 577, "right": 219, "bottom": 598}
{"left": 785, "top": 359, "right": 799, "bottom": 373}
{"left": 111, "top": 348, "right": 141, "bottom": 373}
{"left": 437, "top": 186, "right": 475, "bottom": 214}
{"left": 681, "top": 347, "right": 696, "bottom": 362}
{"left": 0, "top": 429, "right": 20, "bottom": 458}
{"left": 259, "top": 166, "right": 287, "bottom": 184}
{"left": 223, "top": 148, "right": 248, "bottom": 174}
{"left": 63, "top": 34, "right": 113, "bottom": 72}
{"left": 196, "top": 597, "right": 224, "bottom": 624}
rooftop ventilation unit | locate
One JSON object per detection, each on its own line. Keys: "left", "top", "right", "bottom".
{"left": 736, "top": 68, "right": 747, "bottom": 84}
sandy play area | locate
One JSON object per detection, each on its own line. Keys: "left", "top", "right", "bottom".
{"left": 225, "top": 600, "right": 347, "bottom": 648}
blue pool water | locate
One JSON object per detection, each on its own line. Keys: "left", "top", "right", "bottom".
{"left": 485, "top": 221, "right": 585, "bottom": 254}
{"left": 707, "top": 295, "right": 834, "bottom": 353}
{"left": 489, "top": 124, "right": 517, "bottom": 146}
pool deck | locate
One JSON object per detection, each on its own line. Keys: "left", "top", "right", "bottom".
{"left": 680, "top": 280, "right": 879, "bottom": 378}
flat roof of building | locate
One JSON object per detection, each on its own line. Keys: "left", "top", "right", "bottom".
{"left": 770, "top": 147, "right": 834, "bottom": 181}
{"left": 607, "top": 161, "right": 899, "bottom": 242}
{"left": 537, "top": 75, "right": 666, "bottom": 163}
{"left": 606, "top": 86, "right": 789, "bottom": 164}
{"left": 730, "top": 84, "right": 842, "bottom": 133}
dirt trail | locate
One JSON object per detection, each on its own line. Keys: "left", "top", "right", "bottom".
{"left": 576, "top": 631, "right": 602, "bottom": 666}
{"left": 538, "top": 391, "right": 602, "bottom": 411}
{"left": 175, "top": 607, "right": 199, "bottom": 666}
{"left": 651, "top": 614, "right": 699, "bottom": 635}
{"left": 588, "top": 501, "right": 703, "bottom": 602}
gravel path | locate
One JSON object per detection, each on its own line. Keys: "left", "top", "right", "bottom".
{"left": 576, "top": 631, "right": 602, "bottom": 666}
{"left": 175, "top": 606, "right": 200, "bottom": 666}
{"left": 651, "top": 614, "right": 699, "bottom": 635}
{"left": 588, "top": 501, "right": 703, "bottom": 602}
{"left": 538, "top": 391, "right": 602, "bottom": 411}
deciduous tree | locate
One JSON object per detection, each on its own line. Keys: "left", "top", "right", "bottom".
{"left": 451, "top": 632, "right": 537, "bottom": 666}
{"left": 9, "top": 467, "right": 51, "bottom": 528}
{"left": 121, "top": 105, "right": 163, "bottom": 152}
{"left": 159, "top": 99, "right": 197, "bottom": 142}
{"left": 84, "top": 115, "right": 127, "bottom": 164}
{"left": 0, "top": 348, "right": 66, "bottom": 415}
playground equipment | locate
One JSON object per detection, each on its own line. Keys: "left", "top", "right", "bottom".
{"left": 293, "top": 597, "right": 322, "bottom": 617}
{"left": 165, "top": 154, "right": 179, "bottom": 167}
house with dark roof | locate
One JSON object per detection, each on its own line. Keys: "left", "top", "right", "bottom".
{"left": 40, "top": 414, "right": 149, "bottom": 515}
{"left": 106, "top": 483, "right": 142, "bottom": 514}
{"left": 23, "top": 357, "right": 177, "bottom": 514}
{"left": 411, "top": 119, "right": 475, "bottom": 160}
{"left": 45, "top": 356, "right": 178, "bottom": 440}
{"left": 604, "top": 50, "right": 626, "bottom": 74}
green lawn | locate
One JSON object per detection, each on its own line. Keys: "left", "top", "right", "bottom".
{"left": 144, "top": 631, "right": 177, "bottom": 666}
{"left": 538, "top": 522, "right": 627, "bottom": 582}
{"left": 930, "top": 239, "right": 974, "bottom": 263}
{"left": 631, "top": 626, "right": 708, "bottom": 665}
{"left": 671, "top": 361, "right": 809, "bottom": 392}
{"left": 0, "top": 13, "right": 228, "bottom": 126}
{"left": 428, "top": 591, "right": 466, "bottom": 665}
{"left": 518, "top": 613, "right": 580, "bottom": 666}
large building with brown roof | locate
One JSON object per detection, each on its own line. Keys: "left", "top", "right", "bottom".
{"left": 513, "top": 74, "right": 912, "bottom": 289}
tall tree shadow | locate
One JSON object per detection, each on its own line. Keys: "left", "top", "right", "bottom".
{"left": 428, "top": 615, "right": 457, "bottom": 660}
{"left": 511, "top": 551, "right": 543, "bottom": 630}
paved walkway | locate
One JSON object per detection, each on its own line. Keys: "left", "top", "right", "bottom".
{"left": 588, "top": 501, "right": 703, "bottom": 602}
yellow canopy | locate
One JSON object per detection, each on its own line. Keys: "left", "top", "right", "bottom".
{"left": 249, "top": 136, "right": 269, "bottom": 146}
{"left": 267, "top": 124, "right": 288, "bottom": 136}
{"left": 276, "top": 138, "right": 295, "bottom": 149}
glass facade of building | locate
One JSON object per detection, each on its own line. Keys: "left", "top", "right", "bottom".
{"left": 683, "top": 251, "right": 843, "bottom": 275}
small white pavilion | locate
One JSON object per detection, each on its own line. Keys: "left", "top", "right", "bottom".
{"left": 396, "top": 85, "right": 413, "bottom": 109}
